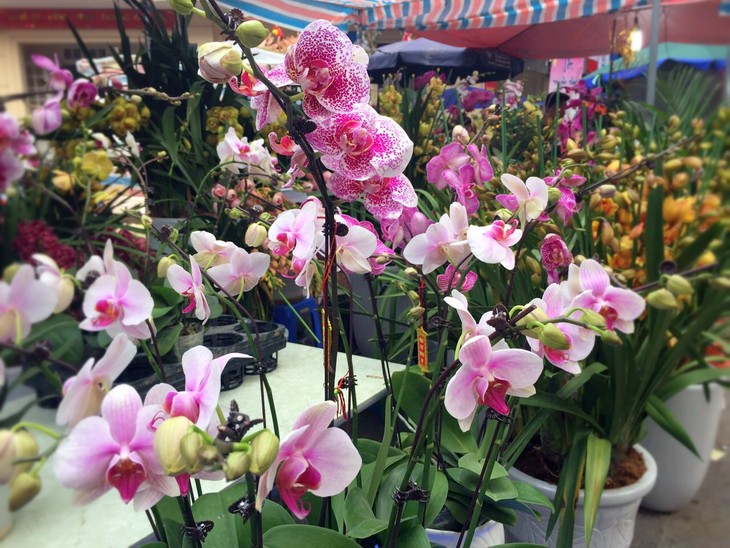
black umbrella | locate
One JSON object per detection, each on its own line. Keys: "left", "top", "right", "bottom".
{"left": 367, "top": 37, "right": 523, "bottom": 81}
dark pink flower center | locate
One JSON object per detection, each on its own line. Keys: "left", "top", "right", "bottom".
{"left": 599, "top": 305, "right": 619, "bottom": 330}
{"left": 93, "top": 299, "right": 120, "bottom": 327}
{"left": 339, "top": 120, "right": 374, "bottom": 157}
{"left": 107, "top": 458, "right": 146, "bottom": 503}
{"left": 303, "top": 60, "right": 333, "bottom": 93}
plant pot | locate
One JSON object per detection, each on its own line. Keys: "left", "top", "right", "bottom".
{"left": 173, "top": 330, "right": 205, "bottom": 361}
{"left": 426, "top": 521, "right": 505, "bottom": 547}
{"left": 116, "top": 353, "right": 186, "bottom": 399}
{"left": 0, "top": 484, "right": 11, "bottom": 540}
{"left": 205, "top": 314, "right": 239, "bottom": 335}
{"left": 505, "top": 444, "right": 657, "bottom": 548}
{"left": 641, "top": 383, "right": 726, "bottom": 512}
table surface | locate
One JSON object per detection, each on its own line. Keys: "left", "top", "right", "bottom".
{"left": 1, "top": 343, "right": 401, "bottom": 548}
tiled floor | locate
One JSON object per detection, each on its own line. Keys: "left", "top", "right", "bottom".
{"left": 633, "top": 404, "right": 730, "bottom": 547}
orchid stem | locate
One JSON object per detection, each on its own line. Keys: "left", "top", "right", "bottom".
{"left": 12, "top": 422, "right": 61, "bottom": 440}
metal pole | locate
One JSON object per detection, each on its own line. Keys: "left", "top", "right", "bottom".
{"left": 646, "top": 0, "right": 661, "bottom": 105}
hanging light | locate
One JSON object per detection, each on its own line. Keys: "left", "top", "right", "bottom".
{"left": 629, "top": 15, "right": 643, "bottom": 52}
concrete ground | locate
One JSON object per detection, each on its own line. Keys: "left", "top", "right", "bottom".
{"left": 633, "top": 404, "right": 730, "bottom": 547}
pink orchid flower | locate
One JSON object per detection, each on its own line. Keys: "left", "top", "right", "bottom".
{"left": 30, "top": 98, "right": 62, "bottom": 135}
{"left": 67, "top": 79, "right": 98, "bottom": 109}
{"left": 467, "top": 144, "right": 494, "bottom": 187}
{"left": 554, "top": 187, "right": 579, "bottom": 225}
{"left": 32, "top": 54, "right": 73, "bottom": 91}
{"left": 379, "top": 206, "right": 432, "bottom": 250}
{"left": 54, "top": 384, "right": 178, "bottom": 509}
{"left": 333, "top": 214, "right": 378, "bottom": 275}
{"left": 32, "top": 254, "right": 75, "bottom": 313}
{"left": 56, "top": 333, "right": 137, "bottom": 427}
{"left": 256, "top": 401, "right": 361, "bottom": 519}
{"left": 0, "top": 112, "right": 36, "bottom": 155}
{"left": 497, "top": 174, "right": 548, "bottom": 227}
{"left": 0, "top": 149, "right": 24, "bottom": 193}
{"left": 426, "top": 142, "right": 471, "bottom": 190}
{"left": 216, "top": 127, "right": 273, "bottom": 176}
{"left": 545, "top": 169, "right": 586, "bottom": 189}
{"left": 208, "top": 248, "right": 271, "bottom": 297}
{"left": 285, "top": 20, "right": 370, "bottom": 119}
{"left": 467, "top": 220, "right": 523, "bottom": 270}
{"left": 445, "top": 335, "right": 543, "bottom": 430}
{"left": 437, "top": 265, "right": 477, "bottom": 293}
{"left": 250, "top": 64, "right": 294, "bottom": 131}
{"left": 568, "top": 259, "right": 646, "bottom": 334}
{"left": 307, "top": 103, "right": 413, "bottom": 181}
{"left": 328, "top": 172, "right": 417, "bottom": 221}
{"left": 145, "top": 345, "right": 247, "bottom": 428}
{"left": 79, "top": 261, "right": 154, "bottom": 340}
{"left": 0, "top": 264, "right": 57, "bottom": 344}
{"left": 268, "top": 132, "right": 297, "bottom": 156}
{"left": 190, "top": 231, "right": 236, "bottom": 269}
{"left": 267, "top": 201, "right": 323, "bottom": 259}
{"left": 527, "top": 284, "right": 595, "bottom": 374}
{"left": 166, "top": 260, "right": 210, "bottom": 324}
{"left": 443, "top": 289, "right": 495, "bottom": 342}
{"left": 403, "top": 202, "right": 470, "bottom": 275}
{"left": 540, "top": 234, "right": 573, "bottom": 284}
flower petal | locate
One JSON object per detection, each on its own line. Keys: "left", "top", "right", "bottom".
{"left": 489, "top": 349, "right": 543, "bottom": 390}
{"left": 578, "top": 259, "right": 609, "bottom": 294}
{"left": 306, "top": 427, "right": 361, "bottom": 497}
{"left": 101, "top": 385, "right": 143, "bottom": 445}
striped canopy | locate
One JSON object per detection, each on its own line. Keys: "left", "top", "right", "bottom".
{"left": 222, "top": 0, "right": 656, "bottom": 32}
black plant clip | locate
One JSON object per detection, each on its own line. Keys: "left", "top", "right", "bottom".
{"left": 485, "top": 407, "right": 513, "bottom": 424}
{"left": 216, "top": 400, "right": 263, "bottom": 443}
{"left": 181, "top": 520, "right": 214, "bottom": 543}
{"left": 426, "top": 316, "right": 452, "bottom": 330}
{"left": 228, "top": 496, "right": 256, "bottom": 524}
{"left": 251, "top": 361, "right": 270, "bottom": 375}
{"left": 221, "top": 8, "right": 245, "bottom": 33}
{"left": 392, "top": 479, "right": 430, "bottom": 506}
{"left": 487, "top": 303, "right": 521, "bottom": 340}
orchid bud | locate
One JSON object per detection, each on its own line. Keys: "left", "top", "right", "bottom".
{"left": 140, "top": 215, "right": 153, "bottom": 230}
{"left": 600, "top": 221, "right": 614, "bottom": 246}
{"left": 407, "top": 291, "right": 420, "bottom": 306}
{"left": 227, "top": 207, "right": 245, "bottom": 220}
{"left": 197, "top": 41, "right": 244, "bottom": 84}
{"left": 599, "top": 184, "right": 617, "bottom": 198}
{"left": 588, "top": 192, "right": 602, "bottom": 210}
{"left": 517, "top": 308, "right": 549, "bottom": 338}
{"left": 236, "top": 20, "right": 270, "bottom": 49}
{"left": 403, "top": 267, "right": 419, "bottom": 280}
{"left": 375, "top": 255, "right": 390, "bottom": 265}
{"left": 224, "top": 452, "right": 251, "bottom": 481}
{"left": 547, "top": 187, "right": 562, "bottom": 205}
{"left": 407, "top": 306, "right": 425, "bottom": 322}
{"left": 665, "top": 274, "right": 693, "bottom": 297}
{"left": 647, "top": 288, "right": 679, "bottom": 311}
{"left": 451, "top": 125, "right": 470, "bottom": 145}
{"left": 168, "top": 0, "right": 196, "bottom": 16}
{"left": 600, "top": 330, "right": 623, "bottom": 346}
{"left": 539, "top": 324, "right": 570, "bottom": 350}
{"left": 249, "top": 430, "right": 279, "bottom": 475}
{"left": 708, "top": 276, "right": 730, "bottom": 289}
{"left": 54, "top": 277, "right": 75, "bottom": 313}
{"left": 2, "top": 264, "right": 20, "bottom": 283}
{"left": 180, "top": 432, "right": 207, "bottom": 474}
{"left": 10, "top": 431, "right": 39, "bottom": 482}
{"left": 9, "top": 472, "right": 41, "bottom": 511}
{"left": 581, "top": 309, "right": 607, "bottom": 329}
{"left": 157, "top": 256, "right": 176, "bottom": 278}
{"left": 245, "top": 223, "right": 268, "bottom": 247}
{"left": 0, "top": 430, "right": 16, "bottom": 484}
{"left": 154, "top": 416, "right": 193, "bottom": 476}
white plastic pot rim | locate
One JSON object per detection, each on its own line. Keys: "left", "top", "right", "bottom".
{"left": 509, "top": 443, "right": 657, "bottom": 507}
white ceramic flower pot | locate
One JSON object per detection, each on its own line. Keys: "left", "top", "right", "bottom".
{"left": 505, "top": 444, "right": 657, "bottom": 548}
{"left": 426, "top": 520, "right": 505, "bottom": 548}
{"left": 1, "top": 483, "right": 12, "bottom": 540}
{"left": 641, "top": 383, "right": 726, "bottom": 512}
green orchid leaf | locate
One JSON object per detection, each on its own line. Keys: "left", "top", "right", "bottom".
{"left": 263, "top": 524, "right": 360, "bottom": 548}
{"left": 583, "top": 434, "right": 611, "bottom": 547}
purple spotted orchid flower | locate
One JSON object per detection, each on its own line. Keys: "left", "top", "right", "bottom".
{"left": 284, "top": 20, "right": 370, "bottom": 119}
{"left": 307, "top": 103, "right": 413, "bottom": 181}
{"left": 328, "top": 172, "right": 417, "bottom": 220}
